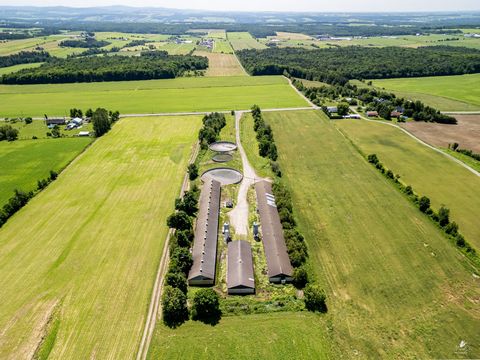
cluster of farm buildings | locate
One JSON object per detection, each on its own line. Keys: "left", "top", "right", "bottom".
{"left": 45, "top": 117, "right": 91, "bottom": 136}
{"left": 187, "top": 178, "right": 293, "bottom": 295}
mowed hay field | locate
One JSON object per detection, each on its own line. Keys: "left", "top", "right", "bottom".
{"left": 0, "top": 76, "right": 305, "bottom": 117}
{"left": 264, "top": 110, "right": 480, "bottom": 358}
{"left": 194, "top": 51, "right": 246, "bottom": 76}
{"left": 0, "top": 116, "right": 200, "bottom": 358}
{"left": 371, "top": 74, "right": 480, "bottom": 111}
{"left": 148, "top": 312, "right": 335, "bottom": 359}
{"left": 336, "top": 119, "right": 480, "bottom": 249}
{"left": 0, "top": 138, "right": 91, "bottom": 207}
{"left": 227, "top": 32, "right": 267, "bottom": 50}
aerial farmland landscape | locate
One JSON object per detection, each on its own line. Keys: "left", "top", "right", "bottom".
{"left": 0, "top": 1, "right": 479, "bottom": 359}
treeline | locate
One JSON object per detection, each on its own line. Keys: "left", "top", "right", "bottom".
{"left": 237, "top": 46, "right": 480, "bottom": 85}
{"left": 163, "top": 185, "right": 222, "bottom": 327}
{"left": 292, "top": 78, "right": 457, "bottom": 124}
{"left": 367, "top": 154, "right": 477, "bottom": 264}
{"left": 449, "top": 143, "right": 480, "bottom": 162}
{"left": 59, "top": 39, "right": 110, "bottom": 48}
{"left": 251, "top": 105, "right": 327, "bottom": 312}
{"left": 0, "top": 51, "right": 51, "bottom": 68}
{"left": 0, "top": 170, "right": 58, "bottom": 228}
{"left": 198, "top": 112, "right": 226, "bottom": 149}
{"left": 0, "top": 52, "right": 208, "bottom": 84}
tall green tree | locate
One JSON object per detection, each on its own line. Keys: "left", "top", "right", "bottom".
{"left": 92, "top": 108, "right": 111, "bottom": 137}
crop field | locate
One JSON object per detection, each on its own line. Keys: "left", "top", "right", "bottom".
{"left": 336, "top": 119, "right": 480, "bottom": 249}
{"left": 0, "top": 35, "right": 69, "bottom": 56}
{"left": 262, "top": 110, "right": 480, "bottom": 358}
{"left": 0, "top": 138, "right": 91, "bottom": 207}
{"left": 0, "top": 115, "right": 200, "bottom": 358}
{"left": 213, "top": 39, "right": 234, "bottom": 54}
{"left": 157, "top": 41, "right": 196, "bottom": 55}
{"left": 371, "top": 74, "right": 480, "bottom": 111}
{"left": 227, "top": 32, "right": 267, "bottom": 50}
{"left": 194, "top": 51, "right": 246, "bottom": 76}
{"left": 0, "top": 76, "right": 306, "bottom": 117}
{"left": 147, "top": 312, "right": 334, "bottom": 359}
{"left": 208, "top": 29, "right": 227, "bottom": 39}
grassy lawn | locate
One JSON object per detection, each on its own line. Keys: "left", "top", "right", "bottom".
{"left": 336, "top": 119, "right": 480, "bottom": 250}
{"left": 0, "top": 138, "right": 91, "bottom": 207}
{"left": 147, "top": 312, "right": 334, "bottom": 359}
{"left": 0, "top": 76, "right": 306, "bottom": 117}
{"left": 371, "top": 74, "right": 480, "bottom": 111}
{"left": 262, "top": 110, "right": 480, "bottom": 358}
{"left": 0, "top": 116, "right": 201, "bottom": 358}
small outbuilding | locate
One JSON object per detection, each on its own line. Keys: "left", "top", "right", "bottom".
{"left": 45, "top": 118, "right": 66, "bottom": 126}
{"left": 227, "top": 240, "right": 255, "bottom": 295}
{"left": 366, "top": 111, "right": 379, "bottom": 117}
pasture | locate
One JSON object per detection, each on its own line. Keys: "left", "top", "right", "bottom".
{"left": 147, "top": 312, "right": 334, "bottom": 359}
{"left": 194, "top": 51, "right": 246, "bottom": 76}
{"left": 0, "top": 115, "right": 201, "bottom": 358}
{"left": 0, "top": 63, "right": 43, "bottom": 76}
{"left": 213, "top": 39, "right": 234, "bottom": 54}
{"left": 371, "top": 74, "right": 480, "bottom": 111}
{"left": 227, "top": 32, "right": 267, "bottom": 50}
{"left": 0, "top": 76, "right": 306, "bottom": 117}
{"left": 336, "top": 119, "right": 480, "bottom": 249}
{"left": 0, "top": 138, "right": 91, "bottom": 207}
{"left": 263, "top": 110, "right": 480, "bottom": 358}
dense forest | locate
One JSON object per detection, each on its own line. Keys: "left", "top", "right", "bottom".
{"left": 0, "top": 51, "right": 208, "bottom": 84}
{"left": 238, "top": 46, "right": 480, "bottom": 84}
{"left": 0, "top": 51, "right": 51, "bottom": 68}
{"left": 59, "top": 38, "right": 111, "bottom": 48}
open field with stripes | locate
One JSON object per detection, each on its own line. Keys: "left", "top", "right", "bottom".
{"left": 336, "top": 119, "right": 480, "bottom": 250}
{"left": 0, "top": 137, "right": 91, "bottom": 207}
{"left": 194, "top": 51, "right": 246, "bottom": 76}
{"left": 227, "top": 32, "right": 267, "bottom": 50}
{"left": 370, "top": 74, "right": 480, "bottom": 111}
{"left": 0, "top": 76, "right": 306, "bottom": 117}
{"left": 263, "top": 110, "right": 480, "bottom": 358}
{"left": 0, "top": 116, "right": 200, "bottom": 358}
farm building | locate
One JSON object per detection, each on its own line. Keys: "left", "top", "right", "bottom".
{"left": 343, "top": 114, "right": 361, "bottom": 119}
{"left": 255, "top": 180, "right": 293, "bottom": 284}
{"left": 327, "top": 106, "right": 338, "bottom": 113}
{"left": 45, "top": 118, "right": 66, "bottom": 126}
{"left": 188, "top": 178, "right": 221, "bottom": 286}
{"left": 227, "top": 240, "right": 255, "bottom": 295}
{"left": 366, "top": 111, "right": 379, "bottom": 117}
{"left": 390, "top": 111, "right": 402, "bottom": 118}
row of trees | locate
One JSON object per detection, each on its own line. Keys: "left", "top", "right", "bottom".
{"left": 367, "top": 154, "right": 476, "bottom": 257}
{"left": 198, "top": 112, "right": 226, "bottom": 149}
{"left": 251, "top": 105, "right": 278, "bottom": 163}
{"left": 163, "top": 186, "right": 222, "bottom": 327}
{"left": 0, "top": 51, "right": 51, "bottom": 69}
{"left": 238, "top": 46, "right": 480, "bottom": 85}
{"left": 92, "top": 108, "right": 120, "bottom": 137}
{"left": 59, "top": 39, "right": 110, "bottom": 48}
{"left": 449, "top": 142, "right": 480, "bottom": 162}
{"left": 0, "top": 52, "right": 208, "bottom": 84}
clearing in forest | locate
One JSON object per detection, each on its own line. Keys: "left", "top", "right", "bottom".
{"left": 263, "top": 110, "right": 480, "bottom": 359}
{"left": 0, "top": 116, "right": 200, "bottom": 359}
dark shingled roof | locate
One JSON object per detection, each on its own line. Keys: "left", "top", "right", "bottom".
{"left": 227, "top": 240, "right": 255, "bottom": 293}
{"left": 255, "top": 180, "right": 293, "bottom": 282}
{"left": 188, "top": 178, "right": 221, "bottom": 285}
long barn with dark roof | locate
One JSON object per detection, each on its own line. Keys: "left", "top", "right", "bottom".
{"left": 255, "top": 180, "right": 293, "bottom": 283}
{"left": 188, "top": 178, "right": 221, "bottom": 286}
{"left": 227, "top": 240, "right": 255, "bottom": 295}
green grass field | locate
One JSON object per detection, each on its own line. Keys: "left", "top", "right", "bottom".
{"left": 262, "top": 110, "right": 480, "bottom": 358}
{"left": 0, "top": 76, "right": 306, "bottom": 117}
{"left": 0, "top": 62, "right": 43, "bottom": 76}
{"left": 371, "top": 74, "right": 480, "bottom": 111}
{"left": 0, "top": 35, "right": 68, "bottom": 56}
{"left": 213, "top": 39, "right": 234, "bottom": 54}
{"left": 0, "top": 138, "right": 91, "bottom": 207}
{"left": 0, "top": 116, "right": 201, "bottom": 358}
{"left": 227, "top": 32, "right": 267, "bottom": 50}
{"left": 336, "top": 119, "right": 480, "bottom": 250}
{"left": 147, "top": 312, "right": 334, "bottom": 359}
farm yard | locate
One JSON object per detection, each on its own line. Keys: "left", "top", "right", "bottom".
{"left": 263, "top": 110, "right": 480, "bottom": 359}
{"left": 336, "top": 119, "right": 480, "bottom": 249}
{"left": 370, "top": 74, "right": 480, "bottom": 111}
{"left": 0, "top": 76, "right": 306, "bottom": 117}
{"left": 0, "top": 115, "right": 200, "bottom": 358}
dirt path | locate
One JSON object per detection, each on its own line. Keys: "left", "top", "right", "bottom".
{"left": 228, "top": 111, "right": 260, "bottom": 236}
{"left": 285, "top": 76, "right": 319, "bottom": 109}
{"left": 349, "top": 107, "right": 480, "bottom": 177}
{"left": 136, "top": 142, "right": 200, "bottom": 360}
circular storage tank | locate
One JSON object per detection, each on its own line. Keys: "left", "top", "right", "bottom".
{"left": 209, "top": 141, "right": 237, "bottom": 153}
{"left": 201, "top": 168, "right": 243, "bottom": 186}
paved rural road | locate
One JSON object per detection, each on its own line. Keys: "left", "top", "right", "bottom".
{"left": 228, "top": 111, "right": 260, "bottom": 236}
{"left": 442, "top": 111, "right": 480, "bottom": 115}
{"left": 349, "top": 107, "right": 480, "bottom": 177}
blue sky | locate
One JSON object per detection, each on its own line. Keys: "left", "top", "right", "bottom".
{"left": 0, "top": 0, "right": 478, "bottom": 12}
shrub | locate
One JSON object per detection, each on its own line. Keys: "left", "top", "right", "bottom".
{"left": 438, "top": 206, "right": 450, "bottom": 227}
{"left": 162, "top": 286, "right": 189, "bottom": 328}
{"left": 293, "top": 266, "right": 309, "bottom": 289}
{"left": 170, "top": 247, "right": 193, "bottom": 275}
{"left": 456, "top": 234, "right": 466, "bottom": 247}
{"left": 191, "top": 288, "right": 221, "bottom": 325}
{"left": 165, "top": 270, "right": 188, "bottom": 294}
{"left": 0, "top": 125, "right": 19, "bottom": 142}
{"left": 270, "top": 161, "right": 282, "bottom": 177}
{"left": 49, "top": 170, "right": 58, "bottom": 181}
{"left": 304, "top": 284, "right": 327, "bottom": 313}
{"left": 367, "top": 154, "right": 379, "bottom": 164}
{"left": 404, "top": 185, "right": 413, "bottom": 196}
{"left": 418, "top": 196, "right": 431, "bottom": 213}
{"left": 188, "top": 163, "right": 199, "bottom": 180}
{"left": 24, "top": 117, "right": 33, "bottom": 124}
{"left": 167, "top": 211, "right": 192, "bottom": 231}
{"left": 445, "top": 221, "right": 459, "bottom": 236}
{"left": 175, "top": 190, "right": 198, "bottom": 216}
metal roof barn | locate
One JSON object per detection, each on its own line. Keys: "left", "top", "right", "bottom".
{"left": 188, "top": 178, "right": 221, "bottom": 286}
{"left": 227, "top": 240, "right": 255, "bottom": 295}
{"left": 255, "top": 180, "right": 293, "bottom": 283}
